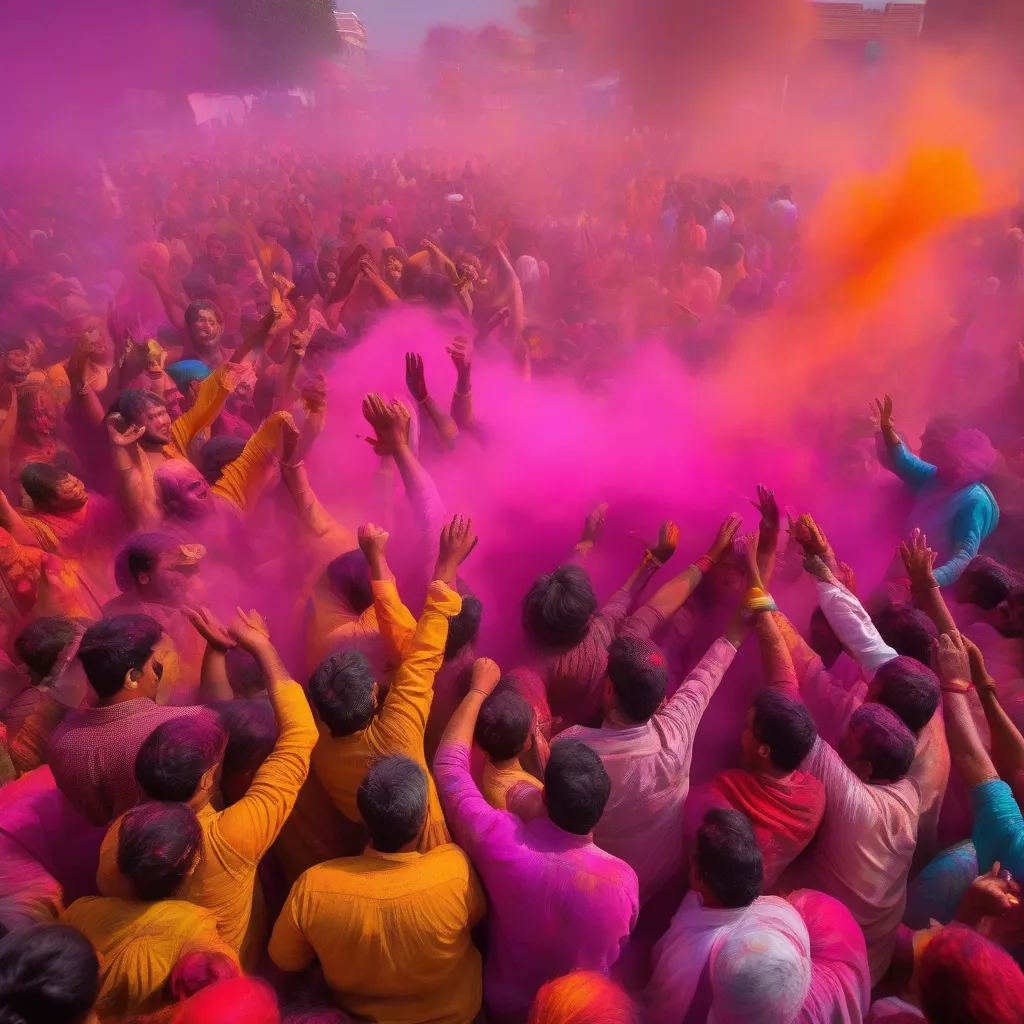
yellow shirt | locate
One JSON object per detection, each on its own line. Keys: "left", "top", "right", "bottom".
{"left": 269, "top": 845, "right": 485, "bottom": 1024}
{"left": 163, "top": 363, "right": 233, "bottom": 462}
{"left": 311, "top": 581, "right": 460, "bottom": 854}
{"left": 62, "top": 896, "right": 237, "bottom": 1021}
{"left": 96, "top": 682, "right": 318, "bottom": 967}
{"left": 481, "top": 760, "right": 543, "bottom": 811}
{"left": 212, "top": 410, "right": 289, "bottom": 515}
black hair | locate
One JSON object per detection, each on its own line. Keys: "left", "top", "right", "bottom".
{"left": 117, "top": 802, "right": 202, "bottom": 902}
{"left": 309, "top": 650, "right": 376, "bottom": 737}
{"left": 872, "top": 655, "right": 940, "bottom": 733}
{"left": 184, "top": 299, "right": 223, "bottom": 332}
{"left": 848, "top": 703, "right": 916, "bottom": 782}
{"left": 695, "top": 808, "right": 763, "bottom": 909}
{"left": 20, "top": 463, "right": 69, "bottom": 508}
{"left": 77, "top": 614, "right": 164, "bottom": 700}
{"left": 750, "top": 689, "right": 817, "bottom": 772}
{"left": 0, "top": 331, "right": 28, "bottom": 355}
{"left": 522, "top": 565, "right": 598, "bottom": 650}
{"left": 211, "top": 699, "right": 278, "bottom": 796}
{"left": 14, "top": 616, "right": 79, "bottom": 680}
{"left": 109, "top": 388, "right": 165, "bottom": 427}
{"left": 607, "top": 635, "right": 668, "bottom": 723}
{"left": 135, "top": 715, "right": 227, "bottom": 802}
{"left": 115, "top": 532, "right": 176, "bottom": 592}
{"left": 198, "top": 436, "right": 246, "bottom": 486}
{"left": 356, "top": 755, "right": 427, "bottom": 853}
{"left": 874, "top": 603, "right": 938, "bottom": 667}
{"left": 325, "top": 550, "right": 374, "bottom": 615}
{"left": 960, "top": 556, "right": 1018, "bottom": 609}
{"left": 544, "top": 738, "right": 610, "bottom": 835}
{"left": 475, "top": 683, "right": 533, "bottom": 762}
{"left": 0, "top": 923, "right": 99, "bottom": 1024}
{"left": 445, "top": 596, "right": 482, "bottom": 661}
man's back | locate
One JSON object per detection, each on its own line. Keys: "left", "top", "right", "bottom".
{"left": 269, "top": 844, "right": 485, "bottom": 1024}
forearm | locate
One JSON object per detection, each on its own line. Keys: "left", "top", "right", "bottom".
{"left": 450, "top": 367, "right": 474, "bottom": 431}
{"left": 911, "top": 579, "right": 957, "bottom": 635}
{"left": 439, "top": 690, "right": 487, "bottom": 750}
{"left": 643, "top": 563, "right": 703, "bottom": 620}
{"left": 755, "top": 613, "right": 801, "bottom": 697}
{"left": 199, "top": 647, "right": 234, "bottom": 702}
{"left": 944, "top": 689, "right": 999, "bottom": 788}
{"left": 979, "top": 689, "right": 1024, "bottom": 785}
{"left": 392, "top": 444, "right": 446, "bottom": 542}
{"left": 620, "top": 552, "right": 663, "bottom": 600}
{"left": 251, "top": 643, "right": 293, "bottom": 708}
{"left": 419, "top": 397, "right": 459, "bottom": 451}
{"left": 814, "top": 576, "right": 898, "bottom": 674}
{"left": 230, "top": 314, "right": 274, "bottom": 365}
{"left": 0, "top": 498, "right": 40, "bottom": 548}
{"left": 71, "top": 383, "right": 106, "bottom": 426}
{"left": 757, "top": 525, "right": 780, "bottom": 587}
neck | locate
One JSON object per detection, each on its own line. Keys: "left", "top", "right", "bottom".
{"left": 492, "top": 755, "right": 522, "bottom": 771}
{"left": 755, "top": 763, "right": 793, "bottom": 781}
{"left": 189, "top": 790, "right": 212, "bottom": 813}
{"left": 605, "top": 706, "right": 643, "bottom": 729}
{"left": 100, "top": 689, "right": 146, "bottom": 707}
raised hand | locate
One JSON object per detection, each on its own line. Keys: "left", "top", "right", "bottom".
{"left": 435, "top": 513, "right": 478, "bottom": 583}
{"left": 279, "top": 411, "right": 301, "bottom": 465}
{"left": 788, "top": 512, "right": 830, "bottom": 558}
{"left": 735, "top": 528, "right": 762, "bottom": 585}
{"left": 184, "top": 606, "right": 236, "bottom": 653}
{"left": 105, "top": 412, "right": 145, "bottom": 448}
{"left": 405, "top": 352, "right": 428, "bottom": 403}
{"left": 872, "top": 394, "right": 895, "bottom": 433}
{"left": 962, "top": 634, "right": 997, "bottom": 694}
{"left": 899, "top": 528, "right": 938, "bottom": 588}
{"left": 580, "top": 503, "right": 609, "bottom": 546}
{"left": 221, "top": 361, "right": 254, "bottom": 392}
{"left": 228, "top": 607, "right": 272, "bottom": 653}
{"left": 933, "top": 630, "right": 972, "bottom": 688}
{"left": 750, "top": 484, "right": 779, "bottom": 532}
{"left": 361, "top": 393, "right": 408, "bottom": 456}
{"left": 358, "top": 522, "right": 389, "bottom": 561}
{"left": 447, "top": 336, "right": 472, "bottom": 375}
{"left": 651, "top": 521, "right": 681, "bottom": 564}
{"left": 301, "top": 371, "right": 327, "bottom": 415}
{"left": 470, "top": 657, "right": 502, "bottom": 697}
{"left": 708, "top": 513, "right": 743, "bottom": 561}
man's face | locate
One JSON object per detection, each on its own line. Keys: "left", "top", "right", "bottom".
{"left": 207, "top": 238, "right": 227, "bottom": 261}
{"left": 52, "top": 474, "right": 88, "bottom": 512}
{"left": 142, "top": 401, "right": 173, "bottom": 445}
{"left": 191, "top": 309, "right": 222, "bottom": 348}
{"left": 144, "top": 550, "right": 201, "bottom": 604}
{"left": 991, "top": 595, "right": 1024, "bottom": 638}
{"left": 3, "top": 347, "right": 32, "bottom": 381}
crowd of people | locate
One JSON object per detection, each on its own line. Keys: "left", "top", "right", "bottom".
{"left": 0, "top": 135, "right": 1022, "bottom": 1024}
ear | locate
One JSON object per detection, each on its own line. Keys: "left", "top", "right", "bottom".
{"left": 199, "top": 762, "right": 218, "bottom": 797}
{"left": 137, "top": 572, "right": 150, "bottom": 586}
{"left": 124, "top": 668, "right": 140, "bottom": 691}
{"left": 757, "top": 743, "right": 771, "bottom": 761}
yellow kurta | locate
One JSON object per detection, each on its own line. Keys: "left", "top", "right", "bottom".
{"left": 311, "top": 580, "right": 460, "bottom": 854}
{"left": 481, "top": 759, "right": 544, "bottom": 811}
{"left": 95, "top": 682, "right": 318, "bottom": 967}
{"left": 269, "top": 845, "right": 485, "bottom": 1024}
{"left": 62, "top": 896, "right": 237, "bottom": 1022}
{"left": 163, "top": 363, "right": 233, "bottom": 462}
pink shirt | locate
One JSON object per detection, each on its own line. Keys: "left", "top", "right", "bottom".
{"left": 561, "top": 636, "right": 738, "bottom": 904}
{"left": 435, "top": 743, "right": 638, "bottom": 1024}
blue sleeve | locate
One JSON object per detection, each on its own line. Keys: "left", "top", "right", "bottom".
{"left": 887, "top": 442, "right": 939, "bottom": 492}
{"left": 933, "top": 489, "right": 998, "bottom": 588}
{"left": 970, "top": 779, "right": 1024, "bottom": 878}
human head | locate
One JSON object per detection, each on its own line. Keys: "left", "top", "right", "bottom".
{"left": 0, "top": 923, "right": 99, "bottom": 1024}
{"left": 603, "top": 635, "right": 668, "bottom": 723}
{"left": 14, "top": 616, "right": 79, "bottom": 683}
{"left": 544, "top": 738, "right": 610, "bottom": 835}
{"left": 916, "top": 924, "right": 1024, "bottom": 1024}
{"left": 309, "top": 650, "right": 377, "bottom": 738}
{"left": 153, "top": 461, "right": 213, "bottom": 521}
{"left": 691, "top": 808, "right": 763, "bottom": 908}
{"left": 184, "top": 300, "right": 224, "bottom": 352}
{"left": 709, "top": 903, "right": 811, "bottom": 1024}
{"left": 198, "top": 436, "right": 246, "bottom": 486}
{"left": 0, "top": 331, "right": 32, "bottom": 382}
{"left": 839, "top": 703, "right": 916, "bottom": 783}
{"left": 117, "top": 802, "right": 202, "bottom": 901}
{"left": 868, "top": 656, "right": 940, "bottom": 733}
{"left": 742, "top": 689, "right": 817, "bottom": 773}
{"left": 135, "top": 715, "right": 227, "bottom": 804}
{"left": 325, "top": 550, "right": 373, "bottom": 615}
{"left": 166, "top": 359, "right": 211, "bottom": 404}
{"left": 20, "top": 463, "right": 87, "bottom": 514}
{"left": 172, "top": 976, "right": 279, "bottom": 1024}
{"left": 205, "top": 234, "right": 227, "bottom": 261}
{"left": 211, "top": 699, "right": 277, "bottom": 805}
{"left": 528, "top": 972, "right": 637, "bottom": 1024}
{"left": 522, "top": 565, "right": 597, "bottom": 651}
{"left": 445, "top": 595, "right": 482, "bottom": 662}
{"left": 110, "top": 388, "right": 172, "bottom": 445}
{"left": 873, "top": 604, "right": 938, "bottom": 667}
{"left": 475, "top": 683, "right": 533, "bottom": 762}
{"left": 357, "top": 755, "right": 427, "bottom": 853}
{"left": 77, "top": 613, "right": 165, "bottom": 701}
{"left": 992, "top": 586, "right": 1024, "bottom": 639}
{"left": 113, "top": 533, "right": 204, "bottom": 606}
{"left": 16, "top": 385, "right": 57, "bottom": 440}
{"left": 954, "top": 556, "right": 1018, "bottom": 610}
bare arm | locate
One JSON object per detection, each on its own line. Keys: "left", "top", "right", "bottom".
{"left": 406, "top": 352, "right": 458, "bottom": 452}
{"left": 0, "top": 492, "right": 41, "bottom": 548}
{"left": 448, "top": 336, "right": 477, "bottom": 433}
{"left": 969, "top": 640, "right": 1024, "bottom": 804}
{"left": 902, "top": 530, "right": 957, "bottom": 635}
{"left": 139, "top": 263, "right": 187, "bottom": 333}
{"left": 185, "top": 607, "right": 236, "bottom": 703}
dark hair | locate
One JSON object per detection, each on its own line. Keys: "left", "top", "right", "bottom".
{"left": 117, "top": 802, "right": 202, "bottom": 902}
{"left": 0, "top": 331, "right": 28, "bottom": 355}
{"left": 211, "top": 700, "right": 278, "bottom": 799}
{"left": 14, "top": 616, "right": 79, "bottom": 679}
{"left": 808, "top": 607, "right": 843, "bottom": 665}
{"left": 20, "top": 463, "right": 68, "bottom": 507}
{"left": 135, "top": 715, "right": 227, "bottom": 802}
{"left": 115, "top": 532, "right": 176, "bottom": 592}
{"left": 750, "top": 689, "right": 817, "bottom": 772}
{"left": 544, "top": 738, "right": 610, "bottom": 835}
{"left": 522, "top": 565, "right": 597, "bottom": 650}
{"left": 874, "top": 603, "right": 938, "bottom": 667}
{"left": 357, "top": 755, "right": 427, "bottom": 853}
{"left": 848, "top": 703, "right": 916, "bottom": 782}
{"left": 960, "top": 556, "right": 1018, "bottom": 609}
{"left": 184, "top": 300, "right": 223, "bottom": 332}
{"left": 309, "top": 650, "right": 376, "bottom": 737}
{"left": 445, "top": 596, "right": 482, "bottom": 661}
{"left": 77, "top": 614, "right": 164, "bottom": 699}
{"left": 475, "top": 683, "right": 533, "bottom": 761}
{"left": 872, "top": 655, "right": 940, "bottom": 733}
{"left": 695, "top": 808, "right": 763, "bottom": 908}
{"left": 325, "top": 550, "right": 373, "bottom": 615}
{"left": 918, "top": 923, "right": 1024, "bottom": 1024}
{"left": 0, "top": 923, "right": 99, "bottom": 1024}
{"left": 606, "top": 635, "right": 668, "bottom": 723}
{"left": 109, "top": 388, "right": 165, "bottom": 428}
{"left": 198, "top": 436, "right": 246, "bottom": 486}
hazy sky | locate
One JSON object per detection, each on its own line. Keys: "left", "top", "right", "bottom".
{"left": 353, "top": 0, "right": 517, "bottom": 51}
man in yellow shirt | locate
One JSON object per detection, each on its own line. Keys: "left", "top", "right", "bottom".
{"left": 95, "top": 608, "right": 319, "bottom": 968}
{"left": 475, "top": 683, "right": 544, "bottom": 810}
{"left": 64, "top": 801, "right": 238, "bottom": 1021}
{"left": 309, "top": 514, "right": 477, "bottom": 854}
{"left": 269, "top": 753, "right": 486, "bottom": 1024}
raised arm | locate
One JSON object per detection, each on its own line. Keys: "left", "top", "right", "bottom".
{"left": 902, "top": 530, "right": 957, "bottom": 635}
{"left": 750, "top": 485, "right": 781, "bottom": 585}
{"left": 357, "top": 522, "right": 418, "bottom": 664}
{"left": 184, "top": 606, "right": 236, "bottom": 703}
{"left": 169, "top": 361, "right": 244, "bottom": 457}
{"left": 138, "top": 260, "right": 187, "bottom": 334}
{"left": 968, "top": 638, "right": 1024, "bottom": 806}
{"left": 447, "top": 336, "right": 478, "bottom": 435}
{"left": 406, "top": 352, "right": 458, "bottom": 452}
{"left": 933, "top": 495, "right": 997, "bottom": 589}
{"left": 874, "top": 394, "right": 938, "bottom": 492}
{"left": 0, "top": 492, "right": 42, "bottom": 548}
{"left": 212, "top": 410, "right": 291, "bottom": 515}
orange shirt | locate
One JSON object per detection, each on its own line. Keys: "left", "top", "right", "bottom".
{"left": 480, "top": 759, "right": 543, "bottom": 811}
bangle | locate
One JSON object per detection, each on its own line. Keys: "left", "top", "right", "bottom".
{"left": 417, "top": 395, "right": 430, "bottom": 406}
{"left": 643, "top": 550, "right": 664, "bottom": 570}
{"left": 454, "top": 387, "right": 472, "bottom": 398}
{"left": 694, "top": 555, "right": 714, "bottom": 574}
{"left": 742, "top": 587, "right": 778, "bottom": 614}
{"left": 282, "top": 460, "right": 304, "bottom": 469}
{"left": 941, "top": 680, "right": 974, "bottom": 694}
{"left": 469, "top": 688, "right": 491, "bottom": 698}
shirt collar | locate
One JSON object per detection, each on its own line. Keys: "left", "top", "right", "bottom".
{"left": 76, "top": 697, "right": 159, "bottom": 722}
{"left": 364, "top": 847, "right": 423, "bottom": 863}
{"left": 529, "top": 817, "right": 594, "bottom": 849}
